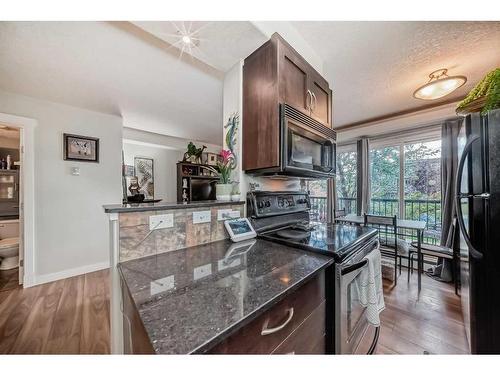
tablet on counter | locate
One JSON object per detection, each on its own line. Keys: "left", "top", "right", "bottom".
{"left": 224, "top": 218, "right": 257, "bottom": 242}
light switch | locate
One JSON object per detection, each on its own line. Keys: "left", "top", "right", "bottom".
{"left": 149, "top": 214, "right": 174, "bottom": 230}
{"left": 193, "top": 210, "right": 211, "bottom": 224}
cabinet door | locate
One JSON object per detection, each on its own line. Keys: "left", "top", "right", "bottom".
{"left": 279, "top": 42, "right": 311, "bottom": 116}
{"left": 309, "top": 72, "right": 332, "bottom": 127}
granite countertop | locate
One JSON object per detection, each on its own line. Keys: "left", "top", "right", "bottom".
{"left": 119, "top": 238, "right": 333, "bottom": 354}
{"left": 103, "top": 200, "right": 244, "bottom": 213}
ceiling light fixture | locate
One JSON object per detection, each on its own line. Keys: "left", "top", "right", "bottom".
{"left": 413, "top": 69, "right": 467, "bottom": 100}
{"left": 181, "top": 35, "right": 192, "bottom": 45}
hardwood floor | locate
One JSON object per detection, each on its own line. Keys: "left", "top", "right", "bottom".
{"left": 0, "top": 269, "right": 110, "bottom": 354}
{"left": 377, "top": 272, "right": 469, "bottom": 354}
{"left": 0, "top": 268, "right": 19, "bottom": 293}
{"left": 0, "top": 268, "right": 468, "bottom": 354}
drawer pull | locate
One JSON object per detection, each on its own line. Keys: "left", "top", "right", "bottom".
{"left": 261, "top": 308, "right": 294, "bottom": 336}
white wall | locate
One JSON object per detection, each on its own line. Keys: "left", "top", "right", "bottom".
{"left": 123, "top": 142, "right": 183, "bottom": 202}
{"left": 0, "top": 89, "right": 123, "bottom": 284}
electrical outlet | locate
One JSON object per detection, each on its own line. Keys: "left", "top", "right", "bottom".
{"left": 192, "top": 210, "right": 211, "bottom": 224}
{"left": 150, "top": 275, "right": 175, "bottom": 296}
{"left": 217, "top": 209, "right": 241, "bottom": 221}
{"left": 193, "top": 263, "right": 212, "bottom": 280}
{"left": 149, "top": 214, "right": 174, "bottom": 230}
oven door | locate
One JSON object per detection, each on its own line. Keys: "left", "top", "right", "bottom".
{"left": 336, "top": 239, "right": 380, "bottom": 354}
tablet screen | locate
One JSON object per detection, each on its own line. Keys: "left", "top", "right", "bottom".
{"left": 228, "top": 219, "right": 252, "bottom": 235}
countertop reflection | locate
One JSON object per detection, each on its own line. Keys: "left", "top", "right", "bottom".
{"left": 119, "top": 238, "right": 333, "bottom": 354}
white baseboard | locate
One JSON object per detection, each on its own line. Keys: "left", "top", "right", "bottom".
{"left": 28, "top": 261, "right": 110, "bottom": 287}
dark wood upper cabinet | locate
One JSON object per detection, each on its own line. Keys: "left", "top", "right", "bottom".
{"left": 243, "top": 33, "right": 333, "bottom": 171}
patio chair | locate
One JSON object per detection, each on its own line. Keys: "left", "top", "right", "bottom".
{"left": 409, "top": 218, "right": 458, "bottom": 294}
{"left": 363, "top": 214, "right": 410, "bottom": 285}
{"left": 334, "top": 208, "right": 346, "bottom": 219}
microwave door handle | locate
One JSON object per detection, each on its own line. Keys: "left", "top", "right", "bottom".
{"left": 455, "top": 135, "right": 483, "bottom": 261}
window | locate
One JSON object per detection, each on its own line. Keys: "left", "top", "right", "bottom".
{"left": 307, "top": 179, "right": 328, "bottom": 222}
{"left": 369, "top": 145, "right": 400, "bottom": 217}
{"left": 404, "top": 140, "right": 442, "bottom": 243}
{"left": 336, "top": 146, "right": 357, "bottom": 214}
{"left": 368, "top": 135, "right": 442, "bottom": 244}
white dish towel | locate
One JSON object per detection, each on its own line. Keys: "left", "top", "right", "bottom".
{"left": 354, "top": 247, "right": 385, "bottom": 327}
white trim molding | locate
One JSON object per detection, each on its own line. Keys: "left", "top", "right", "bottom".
{"left": 33, "top": 261, "right": 110, "bottom": 286}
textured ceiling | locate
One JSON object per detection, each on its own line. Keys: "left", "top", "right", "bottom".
{"left": 1, "top": 21, "right": 499, "bottom": 141}
{"left": 0, "top": 21, "right": 226, "bottom": 144}
{"left": 292, "top": 21, "right": 500, "bottom": 128}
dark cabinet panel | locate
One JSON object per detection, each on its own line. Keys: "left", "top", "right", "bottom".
{"left": 209, "top": 271, "right": 325, "bottom": 354}
{"left": 242, "top": 39, "right": 280, "bottom": 170}
{"left": 272, "top": 301, "right": 326, "bottom": 354}
{"left": 279, "top": 42, "right": 311, "bottom": 116}
{"left": 243, "top": 33, "right": 333, "bottom": 172}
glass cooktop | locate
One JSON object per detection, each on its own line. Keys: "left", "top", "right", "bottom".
{"left": 260, "top": 223, "right": 378, "bottom": 262}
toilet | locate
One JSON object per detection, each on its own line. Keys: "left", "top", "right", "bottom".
{"left": 0, "top": 237, "right": 19, "bottom": 270}
{"left": 0, "top": 221, "right": 19, "bottom": 271}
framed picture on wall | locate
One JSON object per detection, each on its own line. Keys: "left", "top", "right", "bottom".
{"left": 63, "top": 133, "right": 99, "bottom": 162}
{"left": 134, "top": 157, "right": 154, "bottom": 199}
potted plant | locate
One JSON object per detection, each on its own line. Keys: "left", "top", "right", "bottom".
{"left": 457, "top": 68, "right": 500, "bottom": 115}
{"left": 216, "top": 149, "right": 234, "bottom": 201}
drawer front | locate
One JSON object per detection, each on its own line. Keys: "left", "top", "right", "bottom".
{"left": 272, "top": 301, "right": 326, "bottom": 355}
{"left": 209, "top": 271, "right": 325, "bottom": 354}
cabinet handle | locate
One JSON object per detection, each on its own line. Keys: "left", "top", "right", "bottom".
{"left": 306, "top": 90, "right": 312, "bottom": 114}
{"left": 261, "top": 308, "right": 294, "bottom": 336}
{"left": 311, "top": 92, "right": 317, "bottom": 112}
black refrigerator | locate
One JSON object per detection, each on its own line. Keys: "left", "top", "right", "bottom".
{"left": 456, "top": 108, "right": 500, "bottom": 354}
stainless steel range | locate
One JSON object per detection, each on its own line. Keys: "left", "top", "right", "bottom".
{"left": 247, "top": 191, "right": 381, "bottom": 354}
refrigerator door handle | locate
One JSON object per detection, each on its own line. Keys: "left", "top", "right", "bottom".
{"left": 455, "top": 135, "right": 484, "bottom": 260}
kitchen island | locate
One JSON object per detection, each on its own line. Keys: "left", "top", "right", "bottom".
{"left": 119, "top": 238, "right": 333, "bottom": 354}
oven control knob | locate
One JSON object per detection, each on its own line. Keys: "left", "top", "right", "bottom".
{"left": 264, "top": 200, "right": 271, "bottom": 208}
{"left": 257, "top": 201, "right": 264, "bottom": 209}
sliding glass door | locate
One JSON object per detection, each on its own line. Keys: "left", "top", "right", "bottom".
{"left": 404, "top": 140, "right": 442, "bottom": 243}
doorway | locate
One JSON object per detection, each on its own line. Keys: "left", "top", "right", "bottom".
{"left": 0, "top": 112, "right": 37, "bottom": 288}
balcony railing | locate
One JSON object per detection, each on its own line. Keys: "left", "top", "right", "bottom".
{"left": 310, "top": 196, "right": 328, "bottom": 222}
{"left": 311, "top": 196, "right": 442, "bottom": 244}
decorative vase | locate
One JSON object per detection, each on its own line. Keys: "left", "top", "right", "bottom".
{"left": 231, "top": 194, "right": 241, "bottom": 202}
{"left": 216, "top": 184, "right": 232, "bottom": 201}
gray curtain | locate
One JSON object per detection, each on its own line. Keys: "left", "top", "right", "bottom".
{"left": 357, "top": 138, "right": 371, "bottom": 215}
{"left": 440, "top": 117, "right": 463, "bottom": 246}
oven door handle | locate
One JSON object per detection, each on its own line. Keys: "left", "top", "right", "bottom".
{"left": 341, "top": 259, "right": 368, "bottom": 276}
{"left": 367, "top": 326, "right": 380, "bottom": 354}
